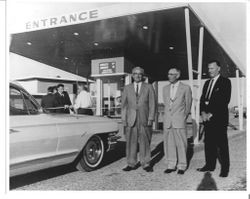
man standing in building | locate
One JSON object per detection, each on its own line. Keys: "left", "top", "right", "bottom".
{"left": 41, "top": 86, "right": 57, "bottom": 113}
{"left": 54, "top": 83, "right": 72, "bottom": 113}
{"left": 162, "top": 68, "right": 192, "bottom": 175}
{"left": 121, "top": 67, "right": 156, "bottom": 172}
{"left": 197, "top": 60, "right": 231, "bottom": 177}
{"left": 73, "top": 83, "right": 93, "bottom": 115}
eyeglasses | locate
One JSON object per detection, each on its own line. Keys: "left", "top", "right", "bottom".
{"left": 168, "top": 73, "right": 178, "bottom": 76}
{"left": 133, "top": 73, "right": 143, "bottom": 75}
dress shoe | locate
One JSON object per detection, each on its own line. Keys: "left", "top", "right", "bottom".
{"left": 122, "top": 166, "right": 136, "bottom": 171}
{"left": 164, "top": 168, "right": 176, "bottom": 174}
{"left": 143, "top": 166, "right": 153, "bottom": 172}
{"left": 177, "top": 170, "right": 185, "bottom": 175}
{"left": 196, "top": 166, "right": 214, "bottom": 172}
{"left": 219, "top": 171, "right": 228, "bottom": 177}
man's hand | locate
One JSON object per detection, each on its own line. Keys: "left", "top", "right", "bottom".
{"left": 64, "top": 105, "right": 69, "bottom": 109}
{"left": 201, "top": 112, "right": 208, "bottom": 122}
{"left": 207, "top": 113, "right": 213, "bottom": 121}
{"left": 147, "top": 120, "right": 153, "bottom": 127}
{"left": 201, "top": 112, "right": 213, "bottom": 122}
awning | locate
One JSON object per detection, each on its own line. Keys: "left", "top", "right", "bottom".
{"left": 9, "top": 2, "right": 246, "bottom": 81}
{"left": 9, "top": 52, "right": 92, "bottom": 82}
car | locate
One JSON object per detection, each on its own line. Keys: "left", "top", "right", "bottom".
{"left": 9, "top": 82, "right": 120, "bottom": 177}
{"left": 231, "top": 106, "right": 247, "bottom": 118}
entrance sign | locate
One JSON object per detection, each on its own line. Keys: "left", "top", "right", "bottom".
{"left": 10, "top": 3, "right": 186, "bottom": 34}
{"left": 99, "top": 62, "right": 116, "bottom": 74}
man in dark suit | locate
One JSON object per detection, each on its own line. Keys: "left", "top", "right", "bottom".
{"left": 121, "top": 67, "right": 156, "bottom": 172}
{"left": 41, "top": 86, "right": 57, "bottom": 113}
{"left": 197, "top": 60, "right": 231, "bottom": 177}
{"left": 54, "top": 84, "right": 72, "bottom": 114}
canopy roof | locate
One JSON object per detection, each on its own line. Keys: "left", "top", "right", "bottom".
{"left": 9, "top": 3, "right": 245, "bottom": 81}
{"left": 9, "top": 52, "right": 92, "bottom": 82}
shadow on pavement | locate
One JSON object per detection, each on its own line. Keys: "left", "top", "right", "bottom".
{"left": 197, "top": 172, "right": 218, "bottom": 190}
{"left": 186, "top": 136, "right": 194, "bottom": 169}
{"left": 101, "top": 141, "right": 126, "bottom": 167}
{"left": 10, "top": 164, "right": 77, "bottom": 190}
{"left": 150, "top": 142, "right": 164, "bottom": 167}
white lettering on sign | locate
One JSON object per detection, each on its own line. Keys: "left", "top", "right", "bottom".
{"left": 25, "top": 9, "right": 99, "bottom": 30}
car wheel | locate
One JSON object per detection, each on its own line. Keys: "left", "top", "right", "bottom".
{"left": 76, "top": 135, "right": 104, "bottom": 172}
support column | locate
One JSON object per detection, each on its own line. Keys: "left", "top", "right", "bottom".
{"left": 194, "top": 26, "right": 204, "bottom": 144}
{"left": 153, "top": 81, "right": 159, "bottom": 130}
{"left": 107, "top": 80, "right": 111, "bottom": 116}
{"left": 184, "top": 7, "right": 196, "bottom": 140}
{"left": 240, "top": 77, "right": 245, "bottom": 129}
{"left": 236, "top": 70, "right": 243, "bottom": 130}
{"left": 96, "top": 78, "right": 103, "bottom": 116}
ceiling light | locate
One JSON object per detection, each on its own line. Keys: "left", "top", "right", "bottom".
{"left": 64, "top": 57, "right": 68, "bottom": 60}
{"left": 94, "top": 42, "right": 99, "bottom": 46}
{"left": 73, "top": 32, "right": 79, "bottom": 36}
{"left": 142, "top": 26, "right": 148, "bottom": 30}
{"left": 27, "top": 42, "right": 32, "bottom": 45}
{"left": 169, "top": 46, "right": 174, "bottom": 50}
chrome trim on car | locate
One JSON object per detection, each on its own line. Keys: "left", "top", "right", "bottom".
{"left": 106, "top": 131, "right": 121, "bottom": 152}
{"left": 10, "top": 151, "right": 79, "bottom": 170}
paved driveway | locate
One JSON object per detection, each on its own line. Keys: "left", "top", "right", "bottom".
{"left": 10, "top": 128, "right": 246, "bottom": 191}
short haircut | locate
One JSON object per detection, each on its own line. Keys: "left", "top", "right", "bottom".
{"left": 208, "top": 60, "right": 221, "bottom": 67}
{"left": 52, "top": 86, "right": 58, "bottom": 91}
{"left": 169, "top": 67, "right": 181, "bottom": 75}
{"left": 132, "top": 66, "right": 144, "bottom": 74}
{"left": 57, "top": 83, "right": 64, "bottom": 88}
{"left": 47, "top": 86, "right": 53, "bottom": 93}
{"left": 78, "top": 83, "right": 88, "bottom": 91}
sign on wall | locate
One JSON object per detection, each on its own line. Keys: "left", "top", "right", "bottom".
{"left": 99, "top": 62, "right": 116, "bottom": 74}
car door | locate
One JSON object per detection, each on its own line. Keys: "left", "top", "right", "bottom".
{"left": 51, "top": 117, "right": 90, "bottom": 166}
{"left": 10, "top": 86, "right": 58, "bottom": 176}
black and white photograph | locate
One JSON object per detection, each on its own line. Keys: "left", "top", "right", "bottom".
{"left": 3, "top": 0, "right": 248, "bottom": 195}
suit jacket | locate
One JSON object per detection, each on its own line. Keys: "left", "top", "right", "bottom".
{"left": 200, "top": 75, "right": 231, "bottom": 126}
{"left": 41, "top": 93, "right": 56, "bottom": 113}
{"left": 121, "top": 82, "right": 156, "bottom": 127}
{"left": 163, "top": 82, "right": 192, "bottom": 129}
{"left": 54, "top": 91, "right": 72, "bottom": 113}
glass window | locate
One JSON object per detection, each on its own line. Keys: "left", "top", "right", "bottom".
{"left": 22, "top": 92, "right": 38, "bottom": 114}
{"left": 10, "top": 87, "right": 38, "bottom": 115}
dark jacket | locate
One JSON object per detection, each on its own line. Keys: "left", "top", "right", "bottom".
{"left": 41, "top": 93, "right": 57, "bottom": 113}
{"left": 200, "top": 75, "right": 231, "bottom": 127}
{"left": 54, "top": 91, "right": 72, "bottom": 113}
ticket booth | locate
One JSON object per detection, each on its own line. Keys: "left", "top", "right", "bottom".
{"left": 91, "top": 57, "right": 134, "bottom": 117}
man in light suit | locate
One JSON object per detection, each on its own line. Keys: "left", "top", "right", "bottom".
{"left": 121, "top": 67, "right": 156, "bottom": 172}
{"left": 197, "top": 60, "right": 231, "bottom": 177}
{"left": 163, "top": 68, "right": 192, "bottom": 175}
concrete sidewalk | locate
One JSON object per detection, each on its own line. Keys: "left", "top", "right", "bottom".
{"left": 117, "top": 116, "right": 246, "bottom": 190}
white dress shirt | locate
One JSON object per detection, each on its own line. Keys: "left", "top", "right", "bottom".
{"left": 208, "top": 74, "right": 220, "bottom": 99}
{"left": 74, "top": 90, "right": 92, "bottom": 109}
{"left": 134, "top": 82, "right": 142, "bottom": 94}
{"left": 170, "top": 81, "right": 180, "bottom": 100}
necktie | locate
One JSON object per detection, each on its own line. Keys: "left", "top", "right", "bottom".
{"left": 205, "top": 79, "right": 214, "bottom": 100}
{"left": 136, "top": 83, "right": 139, "bottom": 97}
{"left": 170, "top": 84, "right": 175, "bottom": 100}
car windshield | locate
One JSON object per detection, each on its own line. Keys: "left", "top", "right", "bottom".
{"left": 10, "top": 86, "right": 40, "bottom": 115}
